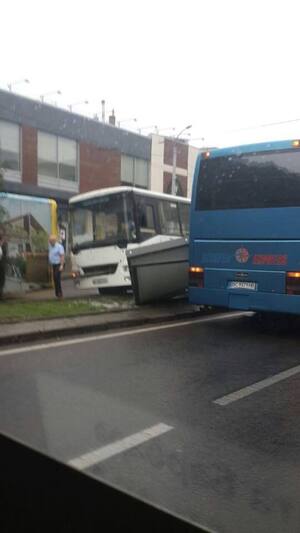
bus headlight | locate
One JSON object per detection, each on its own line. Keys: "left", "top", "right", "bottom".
{"left": 189, "top": 266, "right": 204, "bottom": 288}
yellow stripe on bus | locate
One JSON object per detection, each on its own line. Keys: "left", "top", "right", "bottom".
{"left": 49, "top": 199, "right": 58, "bottom": 236}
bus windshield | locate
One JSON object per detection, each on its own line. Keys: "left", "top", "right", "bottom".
{"left": 70, "top": 193, "right": 136, "bottom": 249}
{"left": 197, "top": 149, "right": 300, "bottom": 210}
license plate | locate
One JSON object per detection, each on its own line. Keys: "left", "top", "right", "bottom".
{"left": 228, "top": 281, "right": 257, "bottom": 290}
{"left": 92, "top": 277, "right": 108, "bottom": 285}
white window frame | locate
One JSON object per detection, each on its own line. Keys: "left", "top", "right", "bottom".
{"left": 121, "top": 154, "right": 149, "bottom": 189}
{"left": 37, "top": 131, "right": 79, "bottom": 193}
{"left": 0, "top": 120, "right": 22, "bottom": 183}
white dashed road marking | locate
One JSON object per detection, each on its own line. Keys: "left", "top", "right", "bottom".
{"left": 67, "top": 423, "right": 173, "bottom": 470}
{"left": 214, "top": 364, "right": 300, "bottom": 406}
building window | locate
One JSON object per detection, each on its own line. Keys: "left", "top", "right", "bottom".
{"left": 38, "top": 131, "right": 78, "bottom": 191}
{"left": 121, "top": 155, "right": 149, "bottom": 188}
{"left": 0, "top": 120, "right": 20, "bottom": 172}
{"left": 58, "top": 137, "right": 78, "bottom": 181}
{"left": 121, "top": 155, "right": 134, "bottom": 184}
{"left": 38, "top": 132, "right": 57, "bottom": 178}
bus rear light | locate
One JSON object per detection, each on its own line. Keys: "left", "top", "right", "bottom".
{"left": 286, "top": 272, "right": 300, "bottom": 294}
{"left": 287, "top": 272, "right": 300, "bottom": 278}
{"left": 292, "top": 140, "right": 300, "bottom": 147}
{"left": 189, "top": 266, "right": 204, "bottom": 288}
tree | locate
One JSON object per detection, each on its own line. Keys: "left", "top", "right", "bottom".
{"left": 0, "top": 170, "right": 9, "bottom": 228}
{"left": 31, "top": 230, "right": 48, "bottom": 252}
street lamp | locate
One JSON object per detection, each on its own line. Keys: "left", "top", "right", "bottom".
{"left": 117, "top": 118, "right": 137, "bottom": 128}
{"left": 7, "top": 78, "right": 30, "bottom": 92}
{"left": 68, "top": 100, "right": 89, "bottom": 112}
{"left": 171, "top": 124, "right": 192, "bottom": 196}
{"left": 40, "top": 90, "right": 62, "bottom": 102}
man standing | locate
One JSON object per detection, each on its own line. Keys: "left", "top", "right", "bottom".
{"left": 48, "top": 234, "right": 65, "bottom": 298}
{"left": 0, "top": 233, "right": 8, "bottom": 300}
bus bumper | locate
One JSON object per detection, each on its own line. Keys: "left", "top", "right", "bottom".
{"left": 189, "top": 287, "right": 300, "bottom": 315}
{"left": 74, "top": 274, "right": 132, "bottom": 290}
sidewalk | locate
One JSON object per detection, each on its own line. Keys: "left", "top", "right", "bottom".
{"left": 5, "top": 279, "right": 98, "bottom": 301}
{"left": 0, "top": 300, "right": 207, "bottom": 346}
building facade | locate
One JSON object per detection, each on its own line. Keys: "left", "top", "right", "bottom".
{"left": 0, "top": 90, "right": 151, "bottom": 245}
{"left": 0, "top": 90, "right": 200, "bottom": 249}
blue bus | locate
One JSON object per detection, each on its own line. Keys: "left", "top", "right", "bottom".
{"left": 189, "top": 139, "right": 300, "bottom": 315}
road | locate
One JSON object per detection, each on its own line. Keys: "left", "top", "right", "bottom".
{"left": 0, "top": 312, "right": 300, "bottom": 532}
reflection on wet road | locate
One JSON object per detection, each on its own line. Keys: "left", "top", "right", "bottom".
{"left": 1, "top": 313, "right": 300, "bottom": 532}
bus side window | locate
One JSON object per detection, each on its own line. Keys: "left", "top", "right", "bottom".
{"left": 138, "top": 203, "right": 156, "bottom": 241}
{"left": 179, "top": 203, "right": 189, "bottom": 237}
{"left": 158, "top": 201, "right": 181, "bottom": 236}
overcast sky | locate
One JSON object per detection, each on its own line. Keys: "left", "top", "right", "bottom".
{"left": 1, "top": 0, "right": 300, "bottom": 147}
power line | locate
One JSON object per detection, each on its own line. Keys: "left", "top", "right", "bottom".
{"left": 226, "top": 117, "right": 300, "bottom": 133}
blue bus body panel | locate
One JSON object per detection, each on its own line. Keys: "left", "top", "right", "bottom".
{"left": 190, "top": 207, "right": 300, "bottom": 241}
{"left": 189, "top": 287, "right": 300, "bottom": 314}
{"left": 189, "top": 139, "right": 300, "bottom": 314}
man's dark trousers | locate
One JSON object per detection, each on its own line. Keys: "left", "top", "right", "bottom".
{"left": 52, "top": 264, "right": 63, "bottom": 297}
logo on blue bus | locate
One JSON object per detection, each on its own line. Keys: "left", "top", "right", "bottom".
{"left": 235, "top": 247, "right": 250, "bottom": 264}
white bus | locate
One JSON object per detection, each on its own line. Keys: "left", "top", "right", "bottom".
{"left": 69, "top": 186, "right": 190, "bottom": 291}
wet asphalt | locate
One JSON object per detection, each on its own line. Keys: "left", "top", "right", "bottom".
{"left": 0, "top": 313, "right": 300, "bottom": 532}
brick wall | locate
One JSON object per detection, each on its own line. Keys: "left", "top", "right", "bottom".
{"left": 22, "top": 125, "right": 37, "bottom": 185}
{"left": 163, "top": 172, "right": 187, "bottom": 197}
{"left": 163, "top": 139, "right": 188, "bottom": 169}
{"left": 79, "top": 143, "right": 121, "bottom": 193}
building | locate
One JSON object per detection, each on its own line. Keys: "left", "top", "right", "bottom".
{"left": 0, "top": 89, "right": 151, "bottom": 246}
{"left": 0, "top": 89, "right": 200, "bottom": 248}
{"left": 150, "top": 134, "right": 200, "bottom": 198}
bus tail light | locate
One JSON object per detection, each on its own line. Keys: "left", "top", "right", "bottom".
{"left": 286, "top": 272, "right": 300, "bottom": 294}
{"left": 189, "top": 266, "right": 204, "bottom": 288}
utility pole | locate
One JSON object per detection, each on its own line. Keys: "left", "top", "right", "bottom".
{"left": 101, "top": 100, "right": 105, "bottom": 122}
{"left": 171, "top": 125, "right": 192, "bottom": 196}
{"left": 171, "top": 143, "right": 178, "bottom": 196}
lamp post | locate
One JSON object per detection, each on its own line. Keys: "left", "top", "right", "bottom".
{"left": 40, "top": 90, "right": 62, "bottom": 102}
{"left": 68, "top": 100, "right": 89, "bottom": 112}
{"left": 171, "top": 125, "right": 192, "bottom": 196}
{"left": 7, "top": 78, "right": 30, "bottom": 92}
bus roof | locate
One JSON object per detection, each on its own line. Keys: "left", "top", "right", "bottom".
{"left": 69, "top": 186, "right": 190, "bottom": 205}
{"left": 199, "top": 139, "right": 300, "bottom": 161}
{"left": 0, "top": 192, "right": 56, "bottom": 205}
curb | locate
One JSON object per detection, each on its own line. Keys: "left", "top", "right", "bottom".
{"left": 0, "top": 307, "right": 219, "bottom": 347}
